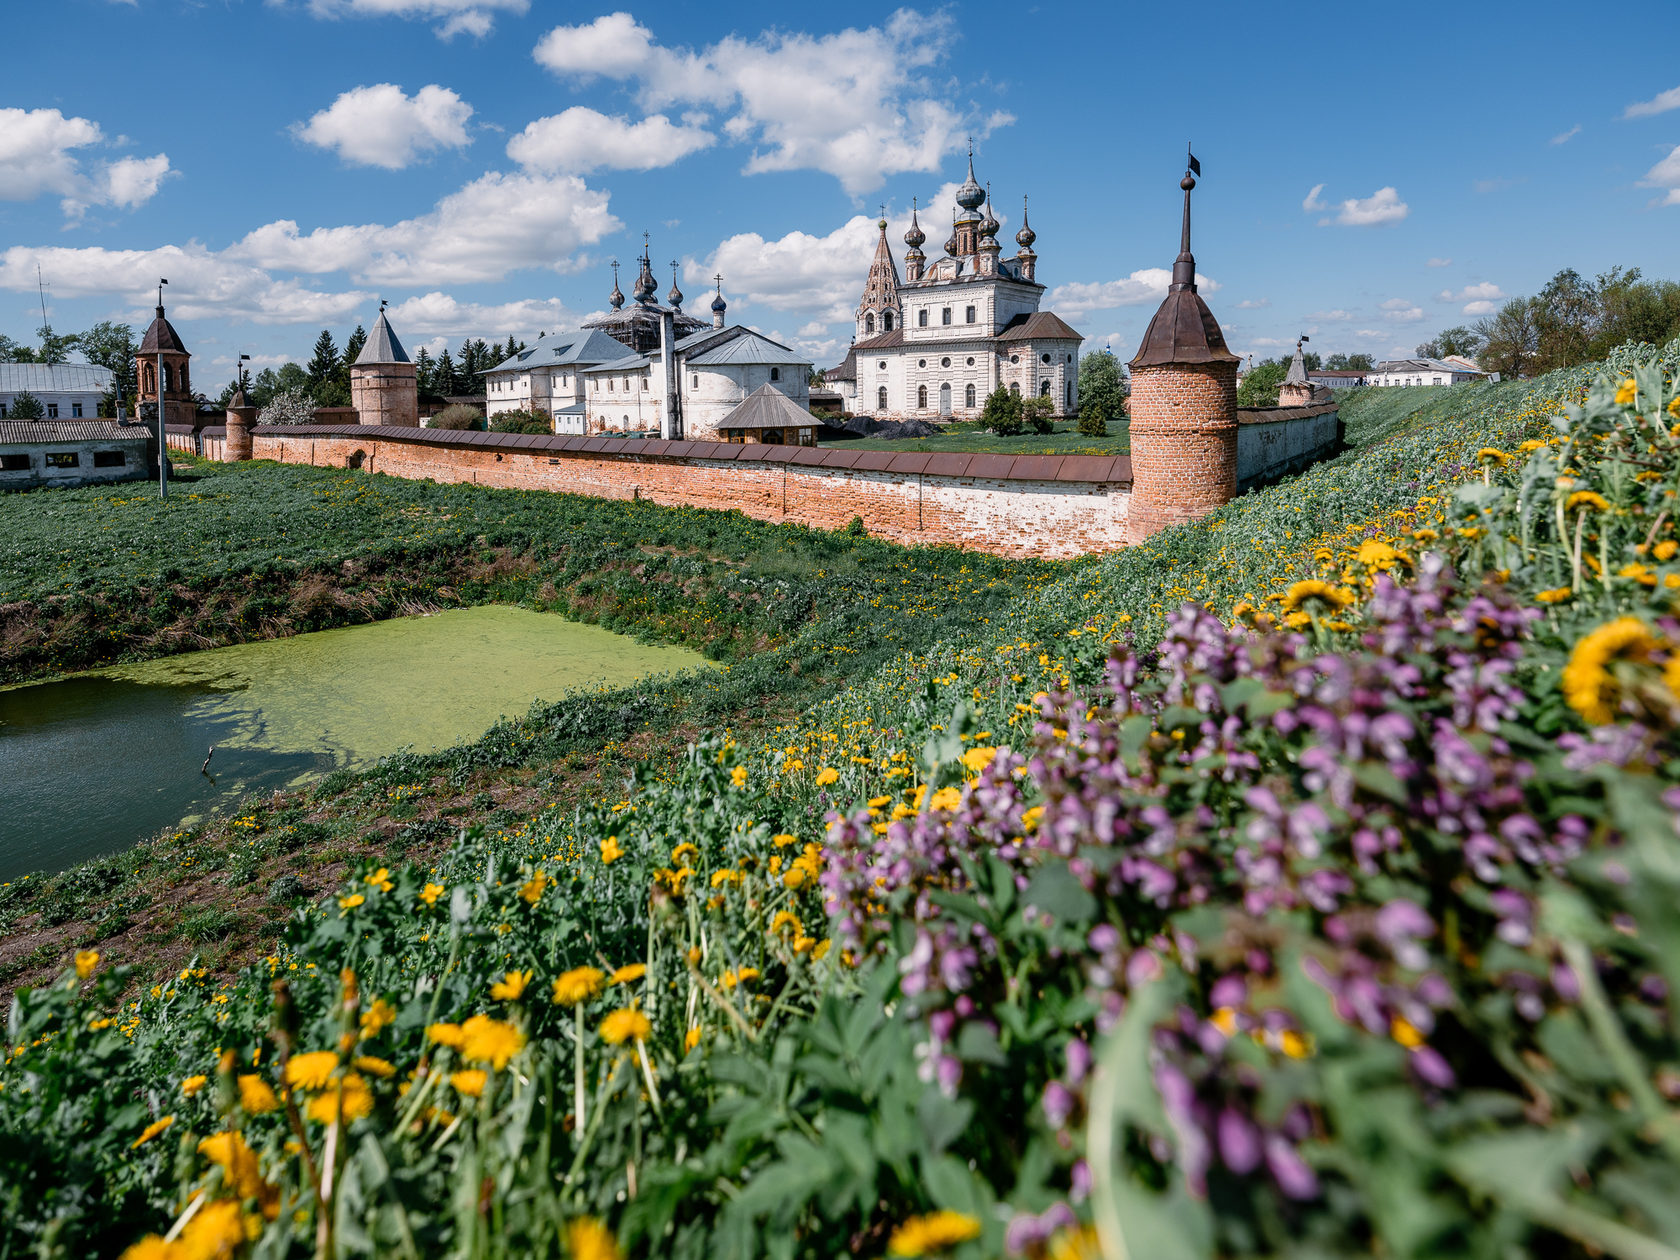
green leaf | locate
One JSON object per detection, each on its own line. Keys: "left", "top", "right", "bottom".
{"left": 1022, "top": 861, "right": 1096, "bottom": 925}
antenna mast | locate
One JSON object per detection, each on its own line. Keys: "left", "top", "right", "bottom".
{"left": 36, "top": 264, "right": 53, "bottom": 365}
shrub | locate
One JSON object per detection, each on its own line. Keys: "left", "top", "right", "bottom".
{"left": 981, "top": 385, "right": 1023, "bottom": 435}
{"left": 1021, "top": 394, "right": 1055, "bottom": 434}
{"left": 429, "top": 403, "right": 485, "bottom": 431}
{"left": 489, "top": 408, "right": 553, "bottom": 435}
{"left": 255, "top": 388, "right": 316, "bottom": 426}
{"left": 1076, "top": 403, "right": 1107, "bottom": 436}
{"left": 7, "top": 391, "right": 44, "bottom": 420}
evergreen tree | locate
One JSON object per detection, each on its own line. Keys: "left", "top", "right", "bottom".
{"left": 8, "top": 391, "right": 44, "bottom": 419}
{"left": 414, "top": 346, "right": 435, "bottom": 395}
{"left": 458, "top": 340, "right": 480, "bottom": 392}
{"left": 249, "top": 367, "right": 282, "bottom": 408}
{"left": 306, "top": 329, "right": 340, "bottom": 398}
{"left": 981, "top": 385, "right": 1024, "bottom": 436}
{"left": 503, "top": 335, "right": 519, "bottom": 362}
{"left": 433, "top": 347, "right": 458, "bottom": 397}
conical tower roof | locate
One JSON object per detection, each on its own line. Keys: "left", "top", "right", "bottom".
{"left": 1131, "top": 167, "right": 1237, "bottom": 369}
{"left": 858, "top": 216, "right": 900, "bottom": 312}
{"left": 139, "top": 303, "right": 189, "bottom": 355}
{"left": 1283, "top": 338, "right": 1310, "bottom": 386}
{"left": 355, "top": 309, "right": 411, "bottom": 365}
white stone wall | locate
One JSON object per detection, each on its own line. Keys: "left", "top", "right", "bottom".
{"left": 0, "top": 434, "right": 148, "bottom": 488}
{"left": 583, "top": 360, "right": 812, "bottom": 439}
{"left": 485, "top": 367, "right": 588, "bottom": 419}
{"left": 0, "top": 389, "right": 104, "bottom": 420}
{"left": 1236, "top": 408, "right": 1341, "bottom": 490}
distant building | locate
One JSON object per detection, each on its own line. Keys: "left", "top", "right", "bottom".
{"left": 481, "top": 328, "right": 630, "bottom": 431}
{"left": 582, "top": 244, "right": 710, "bottom": 354}
{"left": 136, "top": 298, "right": 197, "bottom": 427}
{"left": 826, "top": 148, "right": 1083, "bottom": 421}
{"left": 1309, "top": 367, "right": 1367, "bottom": 389}
{"left": 351, "top": 308, "right": 418, "bottom": 427}
{"left": 716, "top": 382, "right": 821, "bottom": 446}
{"left": 0, "top": 419, "right": 149, "bottom": 489}
{"left": 0, "top": 362, "right": 114, "bottom": 420}
{"left": 1368, "top": 357, "right": 1487, "bottom": 387}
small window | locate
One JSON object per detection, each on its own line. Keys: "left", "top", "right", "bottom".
{"left": 940, "top": 357, "right": 951, "bottom": 368}
{"left": 47, "top": 404, "right": 60, "bottom": 418}
{"left": 1040, "top": 380, "right": 1051, "bottom": 397}
{"left": 918, "top": 309, "right": 928, "bottom": 328}
{"left": 918, "top": 359, "right": 927, "bottom": 368}
{"left": 1041, "top": 353, "right": 1051, "bottom": 364}
{"left": 941, "top": 308, "right": 951, "bottom": 325}
{"left": 883, "top": 312, "right": 894, "bottom": 331}
{"left": 72, "top": 402, "right": 84, "bottom": 418}
{"left": 1067, "top": 354, "right": 1074, "bottom": 363}
{"left": 770, "top": 367, "right": 780, "bottom": 381}
{"left": 608, "top": 378, "right": 614, "bottom": 391}
{"left": 1009, "top": 382, "right": 1020, "bottom": 397}
{"left": 623, "top": 376, "right": 631, "bottom": 390}
{"left": 46, "top": 452, "right": 79, "bottom": 468}
{"left": 0, "top": 453, "right": 29, "bottom": 471}
{"left": 1010, "top": 354, "right": 1019, "bottom": 364}
{"left": 693, "top": 374, "right": 699, "bottom": 388}
{"left": 877, "top": 386, "right": 888, "bottom": 409}
{"left": 965, "top": 305, "right": 975, "bottom": 323}
{"left": 93, "top": 450, "right": 125, "bottom": 468}
{"left": 878, "top": 361, "right": 887, "bottom": 370}
{"left": 967, "top": 357, "right": 975, "bottom": 366}
{"left": 917, "top": 385, "right": 927, "bottom": 408}
{"left": 965, "top": 384, "right": 976, "bottom": 407}
{"left": 865, "top": 313, "right": 875, "bottom": 333}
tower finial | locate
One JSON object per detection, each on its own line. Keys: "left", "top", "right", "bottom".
{"left": 1171, "top": 145, "right": 1201, "bottom": 293}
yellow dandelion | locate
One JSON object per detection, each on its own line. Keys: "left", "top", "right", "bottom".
{"left": 565, "top": 1217, "right": 621, "bottom": 1260}
{"left": 1476, "top": 447, "right": 1509, "bottom": 466}
{"left": 731, "top": 766, "right": 748, "bottom": 787}
{"left": 451, "top": 1070, "right": 488, "bottom": 1098}
{"left": 284, "top": 1051, "right": 339, "bottom": 1092}
{"left": 599, "top": 1007, "right": 652, "bottom": 1046}
{"left": 552, "top": 966, "right": 606, "bottom": 1006}
{"left": 959, "top": 746, "right": 997, "bottom": 774}
{"left": 887, "top": 1209, "right": 982, "bottom": 1256}
{"left": 419, "top": 882, "right": 445, "bottom": 907}
{"left": 600, "top": 836, "right": 624, "bottom": 865}
{"left": 131, "top": 1116, "right": 174, "bottom": 1149}
{"left": 360, "top": 998, "right": 396, "bottom": 1039}
{"left": 1614, "top": 378, "right": 1637, "bottom": 406}
{"left": 305, "top": 1074, "right": 374, "bottom": 1124}
{"left": 1535, "top": 587, "right": 1573, "bottom": 604}
{"left": 1562, "top": 617, "right": 1661, "bottom": 725}
{"left": 338, "top": 893, "right": 365, "bottom": 910}
{"left": 519, "top": 872, "right": 549, "bottom": 904}
{"left": 609, "top": 963, "right": 647, "bottom": 985}
{"left": 1281, "top": 580, "right": 1355, "bottom": 614}
{"left": 237, "top": 1074, "right": 280, "bottom": 1114}
{"left": 670, "top": 842, "right": 698, "bottom": 863}
{"left": 352, "top": 1055, "right": 396, "bottom": 1078}
{"left": 684, "top": 1026, "right": 702, "bottom": 1053}
{"left": 1390, "top": 1016, "right": 1425, "bottom": 1049}
{"left": 74, "top": 949, "right": 100, "bottom": 980}
{"left": 1567, "top": 490, "right": 1610, "bottom": 513}
{"left": 490, "top": 970, "right": 531, "bottom": 1002}
{"left": 460, "top": 1014, "right": 526, "bottom": 1070}
{"left": 180, "top": 1074, "right": 209, "bottom": 1098}
{"left": 815, "top": 767, "right": 840, "bottom": 786}
{"left": 364, "top": 867, "right": 393, "bottom": 892}
{"left": 427, "top": 1022, "right": 465, "bottom": 1049}
{"left": 1654, "top": 539, "right": 1678, "bottom": 562}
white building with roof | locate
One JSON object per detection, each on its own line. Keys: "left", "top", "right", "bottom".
{"left": 1368, "top": 357, "right": 1488, "bottom": 388}
{"left": 824, "top": 149, "right": 1083, "bottom": 421}
{"left": 0, "top": 362, "right": 115, "bottom": 420}
{"left": 482, "top": 328, "right": 629, "bottom": 433}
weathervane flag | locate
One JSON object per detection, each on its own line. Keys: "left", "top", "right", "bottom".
{"left": 1187, "top": 148, "right": 1201, "bottom": 176}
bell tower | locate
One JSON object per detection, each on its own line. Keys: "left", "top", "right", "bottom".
{"left": 855, "top": 213, "right": 901, "bottom": 339}
{"left": 136, "top": 286, "right": 195, "bottom": 427}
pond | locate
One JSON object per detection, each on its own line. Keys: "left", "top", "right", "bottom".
{"left": 0, "top": 606, "right": 710, "bottom": 880}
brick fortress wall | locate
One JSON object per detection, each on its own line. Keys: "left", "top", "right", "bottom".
{"left": 1125, "top": 362, "right": 1239, "bottom": 544}
{"left": 248, "top": 426, "right": 1134, "bottom": 560}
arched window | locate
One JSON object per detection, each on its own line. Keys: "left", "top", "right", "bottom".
{"left": 1065, "top": 381, "right": 1073, "bottom": 410}
{"left": 770, "top": 367, "right": 780, "bottom": 381}
{"left": 1040, "top": 380, "right": 1051, "bottom": 397}
{"left": 917, "top": 385, "right": 927, "bottom": 409}
{"left": 1009, "top": 382, "right": 1020, "bottom": 397}
{"left": 865, "top": 313, "right": 875, "bottom": 334}
{"left": 162, "top": 364, "right": 173, "bottom": 392}
{"left": 877, "top": 386, "right": 888, "bottom": 409}
{"left": 965, "top": 383, "right": 976, "bottom": 408}
{"left": 883, "top": 311, "right": 894, "bottom": 331}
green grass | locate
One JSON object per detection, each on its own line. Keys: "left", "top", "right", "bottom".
{"left": 822, "top": 417, "right": 1129, "bottom": 455}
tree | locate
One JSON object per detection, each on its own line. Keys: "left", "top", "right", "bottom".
{"left": 1021, "top": 394, "right": 1055, "bottom": 434}
{"left": 8, "top": 390, "right": 44, "bottom": 419}
{"left": 1474, "top": 298, "right": 1541, "bottom": 379}
{"left": 1236, "top": 359, "right": 1287, "bottom": 407}
{"left": 1301, "top": 350, "right": 1323, "bottom": 372}
{"left": 981, "top": 385, "right": 1024, "bottom": 436}
{"left": 489, "top": 408, "right": 552, "bottom": 435}
{"left": 334, "top": 324, "right": 367, "bottom": 404}
{"left": 77, "top": 321, "right": 136, "bottom": 399}
{"left": 0, "top": 334, "right": 35, "bottom": 362}
{"left": 502, "top": 335, "right": 520, "bottom": 362}
{"left": 306, "top": 329, "right": 340, "bottom": 398}
{"left": 1345, "top": 353, "right": 1374, "bottom": 371}
{"left": 1533, "top": 268, "right": 1598, "bottom": 373}
{"left": 414, "top": 346, "right": 436, "bottom": 396}
{"left": 257, "top": 389, "right": 316, "bottom": 426}
{"left": 1076, "top": 350, "right": 1128, "bottom": 433}
{"left": 35, "top": 322, "right": 78, "bottom": 364}
{"left": 248, "top": 367, "right": 282, "bottom": 409}
{"left": 433, "top": 347, "right": 459, "bottom": 397}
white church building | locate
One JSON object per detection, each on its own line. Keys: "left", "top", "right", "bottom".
{"left": 824, "top": 150, "right": 1083, "bottom": 421}
{"left": 482, "top": 245, "right": 812, "bottom": 442}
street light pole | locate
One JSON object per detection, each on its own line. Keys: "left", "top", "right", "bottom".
{"left": 157, "top": 278, "right": 169, "bottom": 500}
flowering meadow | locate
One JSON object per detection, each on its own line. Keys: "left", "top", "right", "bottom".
{"left": 4, "top": 341, "right": 1680, "bottom": 1259}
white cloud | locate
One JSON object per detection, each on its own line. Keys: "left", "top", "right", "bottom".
{"left": 296, "top": 84, "right": 473, "bottom": 170}
{"left": 1234, "top": 297, "right": 1270, "bottom": 309}
{"left": 1047, "top": 270, "right": 1219, "bottom": 319}
{"left": 1336, "top": 187, "right": 1409, "bottom": 226}
{"left": 1309, "top": 309, "right": 1353, "bottom": 321}
{"left": 1249, "top": 337, "right": 1290, "bottom": 349}
{"left": 384, "top": 291, "right": 577, "bottom": 338}
{"left": 1426, "top": 257, "right": 1452, "bottom": 268}
{"left": 1550, "top": 123, "right": 1582, "bottom": 145}
{"left": 1461, "top": 300, "right": 1497, "bottom": 316}
{"left": 1302, "top": 184, "right": 1326, "bottom": 212}
{"left": 1381, "top": 298, "right": 1423, "bottom": 323}
{"left": 507, "top": 108, "right": 713, "bottom": 174}
{"left": 1623, "top": 85, "right": 1680, "bottom": 119}
{"left": 692, "top": 212, "right": 880, "bottom": 325}
{"left": 228, "top": 170, "right": 618, "bottom": 286}
{"left": 530, "top": 9, "right": 1009, "bottom": 196}
{"left": 1438, "top": 281, "right": 1504, "bottom": 303}
{"left": 0, "top": 242, "right": 368, "bottom": 326}
{"left": 1639, "top": 143, "right": 1680, "bottom": 206}
{"left": 1354, "top": 329, "right": 1384, "bottom": 339}
{"left": 285, "top": 0, "right": 528, "bottom": 40}
{"left": 0, "top": 107, "right": 171, "bottom": 218}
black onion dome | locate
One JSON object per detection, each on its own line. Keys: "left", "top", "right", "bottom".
{"left": 955, "top": 148, "right": 985, "bottom": 211}
{"left": 904, "top": 200, "right": 926, "bottom": 249}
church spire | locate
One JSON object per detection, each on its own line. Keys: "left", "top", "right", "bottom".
{"left": 1172, "top": 145, "right": 1200, "bottom": 294}
{"left": 608, "top": 260, "right": 624, "bottom": 311}
{"left": 856, "top": 212, "right": 901, "bottom": 339}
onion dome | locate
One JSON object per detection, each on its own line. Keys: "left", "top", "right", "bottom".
{"left": 668, "top": 262, "right": 684, "bottom": 310}
{"left": 954, "top": 143, "right": 985, "bottom": 211}
{"left": 979, "top": 183, "right": 1000, "bottom": 238}
{"left": 608, "top": 261, "right": 625, "bottom": 311}
{"left": 633, "top": 241, "right": 658, "bottom": 304}
{"left": 903, "top": 197, "right": 926, "bottom": 249}
{"left": 1015, "top": 196, "right": 1036, "bottom": 249}
{"left": 710, "top": 275, "right": 727, "bottom": 314}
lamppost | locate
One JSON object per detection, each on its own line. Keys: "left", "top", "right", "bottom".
{"left": 156, "top": 277, "right": 168, "bottom": 500}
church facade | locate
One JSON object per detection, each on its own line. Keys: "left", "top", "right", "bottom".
{"left": 825, "top": 151, "right": 1083, "bottom": 422}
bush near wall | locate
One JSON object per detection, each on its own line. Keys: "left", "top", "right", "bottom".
{"left": 489, "top": 408, "right": 553, "bottom": 435}
{"left": 4, "top": 344, "right": 1680, "bottom": 1259}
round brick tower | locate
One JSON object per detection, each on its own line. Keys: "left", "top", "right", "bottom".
{"left": 350, "top": 306, "right": 418, "bottom": 427}
{"left": 1126, "top": 160, "right": 1239, "bottom": 545}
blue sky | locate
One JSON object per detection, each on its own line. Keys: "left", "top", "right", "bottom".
{"left": 3, "top": 0, "right": 1679, "bottom": 385}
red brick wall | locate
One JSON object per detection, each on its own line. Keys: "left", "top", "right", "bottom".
{"left": 252, "top": 432, "right": 1132, "bottom": 560}
{"left": 1126, "top": 362, "right": 1238, "bottom": 544}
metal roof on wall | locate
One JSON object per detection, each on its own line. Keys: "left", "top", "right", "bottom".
{"left": 0, "top": 363, "right": 115, "bottom": 394}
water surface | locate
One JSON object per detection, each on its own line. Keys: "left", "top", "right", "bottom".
{"left": 0, "top": 607, "right": 708, "bottom": 878}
